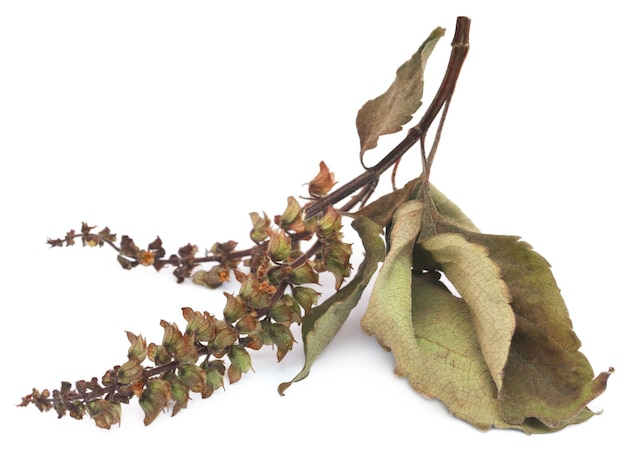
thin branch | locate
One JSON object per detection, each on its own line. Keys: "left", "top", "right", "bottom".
{"left": 303, "top": 16, "right": 471, "bottom": 219}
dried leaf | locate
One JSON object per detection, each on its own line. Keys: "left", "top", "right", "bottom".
{"left": 361, "top": 199, "right": 423, "bottom": 368}
{"left": 360, "top": 192, "right": 612, "bottom": 432}
{"left": 408, "top": 273, "right": 595, "bottom": 432}
{"left": 359, "top": 211, "right": 511, "bottom": 430}
{"left": 419, "top": 192, "right": 612, "bottom": 429}
{"left": 419, "top": 233, "right": 515, "bottom": 391}
{"left": 428, "top": 184, "right": 479, "bottom": 232}
{"left": 356, "top": 27, "right": 445, "bottom": 158}
{"left": 355, "top": 178, "right": 477, "bottom": 232}
{"left": 409, "top": 272, "right": 518, "bottom": 430}
{"left": 462, "top": 232, "right": 613, "bottom": 428}
{"left": 279, "top": 215, "right": 385, "bottom": 395}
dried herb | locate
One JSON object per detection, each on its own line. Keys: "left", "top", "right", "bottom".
{"left": 18, "top": 17, "right": 611, "bottom": 432}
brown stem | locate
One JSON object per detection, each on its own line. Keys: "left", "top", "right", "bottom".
{"left": 54, "top": 17, "right": 471, "bottom": 281}
{"left": 57, "top": 347, "right": 212, "bottom": 404}
{"left": 303, "top": 16, "right": 470, "bottom": 219}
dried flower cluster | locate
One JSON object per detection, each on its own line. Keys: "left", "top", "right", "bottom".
{"left": 21, "top": 189, "right": 351, "bottom": 427}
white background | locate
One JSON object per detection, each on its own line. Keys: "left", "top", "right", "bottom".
{"left": 1, "top": 1, "right": 623, "bottom": 448}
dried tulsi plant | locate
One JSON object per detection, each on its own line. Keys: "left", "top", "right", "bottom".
{"left": 18, "top": 17, "right": 612, "bottom": 432}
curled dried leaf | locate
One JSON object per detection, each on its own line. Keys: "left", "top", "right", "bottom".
{"left": 356, "top": 27, "right": 445, "bottom": 159}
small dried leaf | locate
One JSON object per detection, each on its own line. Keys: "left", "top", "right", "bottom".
{"left": 279, "top": 196, "right": 304, "bottom": 230}
{"left": 227, "top": 364, "right": 242, "bottom": 384}
{"left": 356, "top": 27, "right": 445, "bottom": 158}
{"left": 147, "top": 343, "right": 172, "bottom": 365}
{"left": 119, "top": 235, "right": 140, "bottom": 258}
{"left": 148, "top": 236, "right": 165, "bottom": 258}
{"left": 270, "top": 295, "right": 302, "bottom": 324}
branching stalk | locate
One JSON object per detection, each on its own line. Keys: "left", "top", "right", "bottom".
{"left": 303, "top": 16, "right": 470, "bottom": 219}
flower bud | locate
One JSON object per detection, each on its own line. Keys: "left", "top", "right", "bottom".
{"left": 178, "top": 364, "right": 207, "bottom": 393}
{"left": 289, "top": 262, "right": 319, "bottom": 285}
{"left": 308, "top": 161, "right": 336, "bottom": 197}
{"left": 292, "top": 286, "right": 320, "bottom": 314}
{"left": 126, "top": 331, "right": 148, "bottom": 362}
{"left": 117, "top": 358, "right": 144, "bottom": 385}
{"left": 249, "top": 212, "right": 270, "bottom": 243}
{"left": 267, "top": 228, "right": 292, "bottom": 262}
{"left": 228, "top": 346, "right": 253, "bottom": 374}
{"left": 223, "top": 292, "right": 246, "bottom": 324}
{"left": 268, "top": 323, "right": 295, "bottom": 362}
{"left": 182, "top": 307, "right": 216, "bottom": 342}
{"left": 212, "top": 321, "right": 239, "bottom": 354}
{"left": 317, "top": 206, "right": 342, "bottom": 238}
{"left": 279, "top": 196, "right": 307, "bottom": 233}
{"left": 192, "top": 265, "right": 229, "bottom": 289}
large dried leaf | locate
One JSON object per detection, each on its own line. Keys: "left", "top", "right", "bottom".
{"left": 362, "top": 185, "right": 611, "bottom": 432}
{"left": 361, "top": 200, "right": 423, "bottom": 375}
{"left": 410, "top": 272, "right": 597, "bottom": 432}
{"left": 356, "top": 28, "right": 445, "bottom": 158}
{"left": 419, "top": 233, "right": 515, "bottom": 392}
{"left": 464, "top": 232, "right": 613, "bottom": 427}
{"left": 279, "top": 215, "right": 385, "bottom": 394}
{"left": 421, "top": 207, "right": 612, "bottom": 429}
{"left": 410, "top": 273, "right": 527, "bottom": 431}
